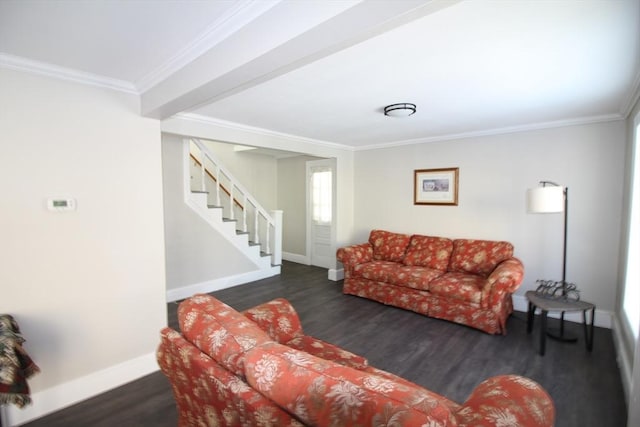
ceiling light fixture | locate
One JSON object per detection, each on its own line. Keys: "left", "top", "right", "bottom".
{"left": 384, "top": 103, "right": 416, "bottom": 117}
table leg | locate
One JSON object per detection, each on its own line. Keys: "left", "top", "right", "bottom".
{"left": 527, "top": 301, "right": 534, "bottom": 334}
{"left": 583, "top": 307, "right": 595, "bottom": 352}
{"left": 540, "top": 310, "right": 548, "bottom": 356}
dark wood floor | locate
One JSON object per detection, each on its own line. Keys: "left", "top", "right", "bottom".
{"left": 24, "top": 261, "right": 627, "bottom": 427}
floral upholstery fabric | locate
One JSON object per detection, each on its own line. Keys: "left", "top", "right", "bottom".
{"left": 403, "top": 235, "right": 454, "bottom": 270}
{"left": 243, "top": 298, "right": 368, "bottom": 370}
{"left": 157, "top": 328, "right": 303, "bottom": 427}
{"left": 429, "top": 272, "right": 486, "bottom": 305}
{"left": 339, "top": 231, "right": 523, "bottom": 334}
{"left": 369, "top": 229, "right": 411, "bottom": 262}
{"left": 178, "top": 294, "right": 271, "bottom": 376}
{"left": 244, "top": 342, "right": 457, "bottom": 427}
{"left": 243, "top": 298, "right": 304, "bottom": 344}
{"left": 455, "top": 375, "right": 555, "bottom": 427}
{"left": 448, "top": 239, "right": 514, "bottom": 277}
{"left": 159, "top": 295, "right": 554, "bottom": 427}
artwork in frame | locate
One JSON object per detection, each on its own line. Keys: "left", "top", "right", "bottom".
{"left": 414, "top": 168, "right": 459, "bottom": 206}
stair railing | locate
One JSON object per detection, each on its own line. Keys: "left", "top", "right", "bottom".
{"left": 188, "top": 138, "right": 282, "bottom": 265}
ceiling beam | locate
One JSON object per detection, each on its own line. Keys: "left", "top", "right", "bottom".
{"left": 141, "top": 0, "right": 461, "bottom": 120}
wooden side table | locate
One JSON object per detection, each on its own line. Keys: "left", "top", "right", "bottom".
{"left": 525, "top": 290, "right": 595, "bottom": 356}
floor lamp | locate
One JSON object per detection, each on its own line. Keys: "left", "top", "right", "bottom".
{"left": 527, "top": 180, "right": 579, "bottom": 341}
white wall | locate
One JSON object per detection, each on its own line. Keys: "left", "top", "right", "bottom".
{"left": 200, "top": 139, "right": 278, "bottom": 211}
{"left": 353, "top": 120, "right": 626, "bottom": 314}
{"left": 162, "top": 134, "right": 258, "bottom": 296}
{"left": 0, "top": 69, "right": 167, "bottom": 424}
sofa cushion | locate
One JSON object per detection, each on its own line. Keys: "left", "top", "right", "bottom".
{"left": 353, "top": 260, "right": 400, "bottom": 282}
{"left": 429, "top": 272, "right": 486, "bottom": 305}
{"left": 244, "top": 342, "right": 455, "bottom": 427}
{"left": 449, "top": 239, "right": 514, "bottom": 277}
{"left": 403, "top": 235, "right": 453, "bottom": 270}
{"left": 369, "top": 229, "right": 411, "bottom": 262}
{"left": 388, "top": 266, "right": 444, "bottom": 291}
{"left": 178, "top": 294, "right": 271, "bottom": 377}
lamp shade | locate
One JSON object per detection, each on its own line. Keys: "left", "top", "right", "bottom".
{"left": 527, "top": 186, "right": 564, "bottom": 213}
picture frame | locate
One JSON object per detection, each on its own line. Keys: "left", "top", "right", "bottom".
{"left": 414, "top": 168, "right": 459, "bottom": 206}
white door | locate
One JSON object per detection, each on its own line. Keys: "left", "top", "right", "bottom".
{"left": 306, "top": 159, "right": 335, "bottom": 268}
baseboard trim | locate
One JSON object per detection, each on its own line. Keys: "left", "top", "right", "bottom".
{"left": 328, "top": 268, "right": 344, "bottom": 281}
{"left": 5, "top": 352, "right": 158, "bottom": 426}
{"left": 512, "top": 294, "right": 612, "bottom": 329}
{"left": 282, "top": 252, "right": 308, "bottom": 265}
{"left": 166, "top": 267, "right": 280, "bottom": 302}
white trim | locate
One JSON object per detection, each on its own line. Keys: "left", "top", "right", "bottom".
{"left": 512, "top": 293, "right": 612, "bottom": 329}
{"left": 4, "top": 352, "right": 158, "bottom": 426}
{"left": 612, "top": 314, "right": 633, "bottom": 401}
{"left": 282, "top": 251, "right": 309, "bottom": 265}
{"left": 354, "top": 114, "right": 625, "bottom": 151}
{"left": 621, "top": 69, "right": 640, "bottom": 118}
{"left": 0, "top": 53, "right": 138, "bottom": 94}
{"left": 136, "top": 0, "right": 279, "bottom": 92}
{"left": 171, "top": 113, "right": 354, "bottom": 152}
{"left": 166, "top": 267, "right": 280, "bottom": 302}
{"left": 328, "top": 268, "right": 344, "bottom": 281}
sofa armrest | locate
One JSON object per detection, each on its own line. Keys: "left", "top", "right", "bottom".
{"left": 336, "top": 243, "right": 373, "bottom": 278}
{"left": 243, "top": 298, "right": 304, "bottom": 344}
{"left": 457, "top": 375, "right": 555, "bottom": 426}
{"left": 482, "top": 257, "right": 524, "bottom": 306}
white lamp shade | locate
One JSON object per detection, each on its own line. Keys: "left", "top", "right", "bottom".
{"left": 527, "top": 186, "right": 564, "bottom": 213}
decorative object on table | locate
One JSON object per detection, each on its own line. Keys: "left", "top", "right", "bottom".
{"left": 0, "top": 315, "right": 40, "bottom": 409}
{"left": 535, "top": 279, "right": 580, "bottom": 302}
{"left": 414, "top": 168, "right": 459, "bottom": 206}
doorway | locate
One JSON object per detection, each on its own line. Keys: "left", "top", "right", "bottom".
{"left": 306, "top": 159, "right": 336, "bottom": 268}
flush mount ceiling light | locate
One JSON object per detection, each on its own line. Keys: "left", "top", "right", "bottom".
{"left": 384, "top": 103, "right": 416, "bottom": 117}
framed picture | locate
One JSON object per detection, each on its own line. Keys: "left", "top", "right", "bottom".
{"left": 414, "top": 168, "right": 459, "bottom": 205}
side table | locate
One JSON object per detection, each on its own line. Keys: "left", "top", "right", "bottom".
{"left": 525, "top": 290, "right": 595, "bottom": 356}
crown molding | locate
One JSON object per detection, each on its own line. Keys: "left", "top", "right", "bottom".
{"left": 136, "top": 0, "right": 279, "bottom": 93}
{"left": 168, "top": 113, "right": 355, "bottom": 152}
{"left": 620, "top": 68, "right": 640, "bottom": 118}
{"left": 0, "top": 52, "right": 138, "bottom": 94}
{"left": 353, "top": 113, "right": 626, "bottom": 151}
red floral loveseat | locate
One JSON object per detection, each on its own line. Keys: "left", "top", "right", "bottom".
{"left": 158, "top": 294, "right": 555, "bottom": 426}
{"left": 337, "top": 230, "right": 525, "bottom": 334}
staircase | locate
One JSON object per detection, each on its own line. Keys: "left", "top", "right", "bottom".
{"left": 183, "top": 138, "right": 282, "bottom": 278}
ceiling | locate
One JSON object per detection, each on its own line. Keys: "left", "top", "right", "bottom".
{"left": 1, "top": 0, "right": 639, "bottom": 150}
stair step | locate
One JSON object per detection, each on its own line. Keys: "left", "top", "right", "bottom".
{"left": 236, "top": 230, "right": 249, "bottom": 235}
{"left": 248, "top": 242, "right": 260, "bottom": 247}
{"left": 192, "top": 190, "right": 209, "bottom": 194}
{"left": 222, "top": 218, "right": 237, "bottom": 222}
{"left": 207, "top": 205, "right": 223, "bottom": 209}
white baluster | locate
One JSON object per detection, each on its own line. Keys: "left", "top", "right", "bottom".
{"left": 254, "top": 209, "right": 260, "bottom": 245}
{"left": 229, "top": 184, "right": 235, "bottom": 220}
{"left": 215, "top": 166, "right": 221, "bottom": 206}
{"left": 242, "top": 194, "right": 248, "bottom": 232}
{"left": 265, "top": 223, "right": 271, "bottom": 255}
{"left": 200, "top": 153, "right": 205, "bottom": 193}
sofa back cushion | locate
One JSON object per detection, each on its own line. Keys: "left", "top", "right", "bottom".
{"left": 369, "top": 230, "right": 411, "bottom": 262}
{"left": 449, "top": 239, "right": 514, "bottom": 277}
{"left": 403, "top": 235, "right": 454, "bottom": 270}
{"left": 244, "top": 342, "right": 455, "bottom": 426}
{"left": 178, "top": 294, "right": 271, "bottom": 377}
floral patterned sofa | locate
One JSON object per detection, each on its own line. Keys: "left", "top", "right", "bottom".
{"left": 157, "top": 294, "right": 554, "bottom": 426}
{"left": 337, "top": 230, "right": 525, "bottom": 334}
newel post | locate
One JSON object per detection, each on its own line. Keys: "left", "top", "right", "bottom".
{"left": 271, "top": 210, "right": 283, "bottom": 266}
